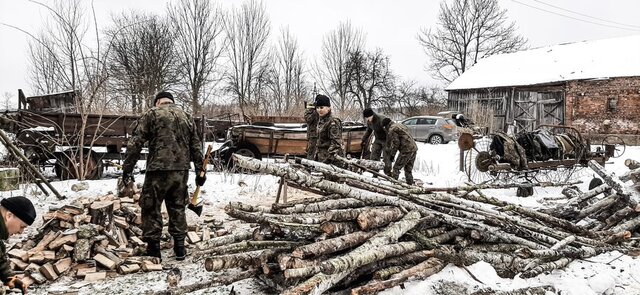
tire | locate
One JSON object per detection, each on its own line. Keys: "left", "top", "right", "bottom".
{"left": 214, "top": 134, "right": 227, "bottom": 143}
{"left": 588, "top": 177, "right": 603, "bottom": 190}
{"left": 233, "top": 143, "right": 262, "bottom": 160}
{"left": 428, "top": 135, "right": 444, "bottom": 145}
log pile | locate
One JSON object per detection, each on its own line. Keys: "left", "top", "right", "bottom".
{"left": 11, "top": 192, "right": 224, "bottom": 287}
{"left": 191, "top": 154, "right": 639, "bottom": 295}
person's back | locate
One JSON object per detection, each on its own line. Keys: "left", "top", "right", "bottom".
{"left": 387, "top": 122, "right": 417, "bottom": 154}
{"left": 122, "top": 91, "right": 205, "bottom": 262}
{"left": 384, "top": 119, "right": 418, "bottom": 185}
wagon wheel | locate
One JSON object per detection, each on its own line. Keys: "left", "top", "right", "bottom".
{"left": 601, "top": 135, "right": 626, "bottom": 158}
{"left": 55, "top": 150, "right": 103, "bottom": 180}
{"left": 463, "top": 135, "right": 497, "bottom": 183}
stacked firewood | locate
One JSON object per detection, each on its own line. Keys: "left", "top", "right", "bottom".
{"left": 10, "top": 192, "right": 224, "bottom": 287}
{"left": 186, "top": 154, "right": 639, "bottom": 295}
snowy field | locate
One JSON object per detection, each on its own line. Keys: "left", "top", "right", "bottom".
{"left": 1, "top": 142, "right": 640, "bottom": 294}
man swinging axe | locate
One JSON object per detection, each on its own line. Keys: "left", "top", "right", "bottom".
{"left": 122, "top": 91, "right": 206, "bottom": 261}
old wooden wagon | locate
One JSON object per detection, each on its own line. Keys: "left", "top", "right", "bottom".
{"left": 215, "top": 122, "right": 367, "bottom": 166}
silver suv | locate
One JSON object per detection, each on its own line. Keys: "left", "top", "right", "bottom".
{"left": 401, "top": 116, "right": 458, "bottom": 144}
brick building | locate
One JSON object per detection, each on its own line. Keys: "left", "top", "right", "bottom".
{"left": 445, "top": 35, "right": 640, "bottom": 144}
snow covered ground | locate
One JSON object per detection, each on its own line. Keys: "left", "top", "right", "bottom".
{"left": 1, "top": 142, "right": 639, "bottom": 294}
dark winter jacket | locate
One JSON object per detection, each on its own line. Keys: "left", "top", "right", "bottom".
{"left": 363, "top": 113, "right": 389, "bottom": 144}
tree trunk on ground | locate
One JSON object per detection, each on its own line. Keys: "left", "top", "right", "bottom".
{"left": 195, "top": 231, "right": 254, "bottom": 251}
{"left": 205, "top": 249, "right": 285, "bottom": 272}
{"left": 520, "top": 258, "right": 572, "bottom": 278}
{"left": 277, "top": 199, "right": 367, "bottom": 214}
{"left": 357, "top": 207, "right": 405, "bottom": 231}
{"left": 350, "top": 258, "right": 445, "bottom": 295}
{"left": 320, "top": 222, "right": 361, "bottom": 237}
{"left": 193, "top": 240, "right": 301, "bottom": 259}
{"left": 291, "top": 231, "right": 377, "bottom": 259}
{"left": 147, "top": 269, "right": 259, "bottom": 295}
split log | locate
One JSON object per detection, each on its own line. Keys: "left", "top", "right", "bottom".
{"left": 357, "top": 207, "right": 405, "bottom": 231}
{"left": 73, "top": 239, "right": 91, "bottom": 262}
{"left": 350, "top": 258, "right": 445, "bottom": 295}
{"left": 53, "top": 257, "right": 72, "bottom": 275}
{"left": 29, "top": 231, "right": 61, "bottom": 254}
{"left": 291, "top": 231, "right": 377, "bottom": 259}
{"left": 89, "top": 201, "right": 115, "bottom": 230}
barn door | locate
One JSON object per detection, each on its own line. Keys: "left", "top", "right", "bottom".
{"left": 538, "top": 92, "right": 564, "bottom": 126}
{"left": 513, "top": 92, "right": 537, "bottom": 133}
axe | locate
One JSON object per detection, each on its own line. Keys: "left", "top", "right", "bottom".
{"left": 188, "top": 145, "right": 212, "bottom": 216}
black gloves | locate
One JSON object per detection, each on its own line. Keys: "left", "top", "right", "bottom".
{"left": 122, "top": 172, "right": 134, "bottom": 185}
{"left": 195, "top": 173, "right": 206, "bottom": 186}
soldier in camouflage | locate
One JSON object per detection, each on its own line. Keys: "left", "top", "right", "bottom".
{"left": 314, "top": 95, "right": 345, "bottom": 165}
{"left": 122, "top": 91, "right": 205, "bottom": 261}
{"left": 382, "top": 118, "right": 418, "bottom": 185}
{"left": 0, "top": 197, "right": 35, "bottom": 294}
{"left": 361, "top": 108, "right": 389, "bottom": 161}
{"left": 304, "top": 99, "right": 319, "bottom": 160}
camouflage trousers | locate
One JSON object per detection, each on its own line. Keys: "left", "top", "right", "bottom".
{"left": 384, "top": 151, "right": 416, "bottom": 185}
{"left": 307, "top": 137, "right": 318, "bottom": 160}
{"left": 140, "top": 170, "right": 189, "bottom": 241}
{"left": 369, "top": 141, "right": 385, "bottom": 162}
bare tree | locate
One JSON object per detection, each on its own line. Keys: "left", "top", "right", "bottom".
{"left": 223, "top": 0, "right": 271, "bottom": 119}
{"left": 385, "top": 81, "right": 446, "bottom": 117}
{"left": 268, "top": 27, "right": 308, "bottom": 116}
{"left": 107, "top": 11, "right": 176, "bottom": 113}
{"left": 314, "top": 21, "right": 365, "bottom": 114}
{"left": 168, "top": 0, "right": 225, "bottom": 115}
{"left": 1, "top": 92, "right": 13, "bottom": 110}
{"left": 344, "top": 48, "right": 395, "bottom": 110}
{"left": 418, "top": 0, "right": 526, "bottom": 82}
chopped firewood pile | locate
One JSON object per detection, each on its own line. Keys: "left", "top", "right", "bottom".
{"left": 183, "top": 154, "right": 640, "bottom": 295}
{"left": 10, "top": 190, "right": 225, "bottom": 288}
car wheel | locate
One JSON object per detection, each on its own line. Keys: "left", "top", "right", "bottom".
{"left": 429, "top": 135, "right": 444, "bottom": 145}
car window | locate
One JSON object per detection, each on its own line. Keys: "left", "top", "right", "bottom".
{"left": 417, "top": 118, "right": 436, "bottom": 125}
{"left": 403, "top": 119, "right": 417, "bottom": 125}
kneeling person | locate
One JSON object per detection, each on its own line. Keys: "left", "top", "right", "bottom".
{"left": 382, "top": 118, "right": 418, "bottom": 185}
{"left": 0, "top": 197, "right": 36, "bottom": 294}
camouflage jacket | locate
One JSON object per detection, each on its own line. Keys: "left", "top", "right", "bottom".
{"left": 385, "top": 122, "right": 417, "bottom": 159}
{"left": 363, "top": 113, "right": 389, "bottom": 144}
{"left": 304, "top": 108, "right": 319, "bottom": 138}
{"left": 316, "top": 113, "right": 344, "bottom": 158}
{"left": 0, "top": 215, "right": 13, "bottom": 284}
{"left": 123, "top": 104, "right": 204, "bottom": 173}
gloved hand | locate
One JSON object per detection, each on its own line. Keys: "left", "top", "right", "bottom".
{"left": 306, "top": 102, "right": 316, "bottom": 109}
{"left": 122, "top": 172, "right": 134, "bottom": 185}
{"left": 195, "top": 173, "right": 206, "bottom": 186}
{"left": 7, "top": 276, "right": 28, "bottom": 294}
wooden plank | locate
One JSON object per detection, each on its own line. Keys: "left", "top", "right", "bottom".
{"left": 84, "top": 272, "right": 106, "bottom": 282}
{"left": 54, "top": 257, "right": 72, "bottom": 275}
{"left": 93, "top": 254, "right": 116, "bottom": 270}
{"left": 187, "top": 231, "right": 201, "bottom": 244}
{"left": 8, "top": 249, "right": 29, "bottom": 261}
{"left": 10, "top": 258, "right": 28, "bottom": 271}
{"left": 39, "top": 263, "right": 58, "bottom": 280}
{"left": 117, "top": 264, "right": 140, "bottom": 274}
{"left": 75, "top": 266, "right": 97, "bottom": 278}
{"left": 141, "top": 261, "right": 163, "bottom": 272}
{"left": 48, "top": 233, "right": 78, "bottom": 250}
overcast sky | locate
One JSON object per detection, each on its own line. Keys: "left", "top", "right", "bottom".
{"left": 1, "top": 0, "right": 639, "bottom": 106}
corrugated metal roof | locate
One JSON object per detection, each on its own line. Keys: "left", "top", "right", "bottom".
{"left": 446, "top": 34, "right": 640, "bottom": 90}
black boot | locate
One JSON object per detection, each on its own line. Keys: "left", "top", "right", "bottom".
{"left": 174, "top": 238, "right": 186, "bottom": 261}
{"left": 145, "top": 239, "right": 161, "bottom": 260}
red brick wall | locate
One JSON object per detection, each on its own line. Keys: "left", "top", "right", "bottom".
{"left": 565, "top": 77, "right": 640, "bottom": 136}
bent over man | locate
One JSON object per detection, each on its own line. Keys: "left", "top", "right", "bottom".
{"left": 382, "top": 118, "right": 418, "bottom": 185}
{"left": 122, "top": 91, "right": 205, "bottom": 261}
{"left": 0, "top": 197, "right": 36, "bottom": 294}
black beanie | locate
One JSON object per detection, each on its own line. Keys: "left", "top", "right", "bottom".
{"left": 154, "top": 91, "right": 175, "bottom": 105}
{"left": 382, "top": 117, "right": 392, "bottom": 126}
{"left": 1, "top": 196, "right": 36, "bottom": 225}
{"left": 315, "top": 94, "right": 331, "bottom": 107}
{"left": 363, "top": 108, "right": 374, "bottom": 118}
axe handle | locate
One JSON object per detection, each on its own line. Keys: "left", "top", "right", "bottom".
{"left": 191, "top": 145, "right": 213, "bottom": 205}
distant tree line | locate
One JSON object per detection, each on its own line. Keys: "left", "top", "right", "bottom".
{"left": 25, "top": 0, "right": 524, "bottom": 120}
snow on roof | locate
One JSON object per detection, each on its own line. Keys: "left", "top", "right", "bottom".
{"left": 446, "top": 34, "right": 640, "bottom": 90}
